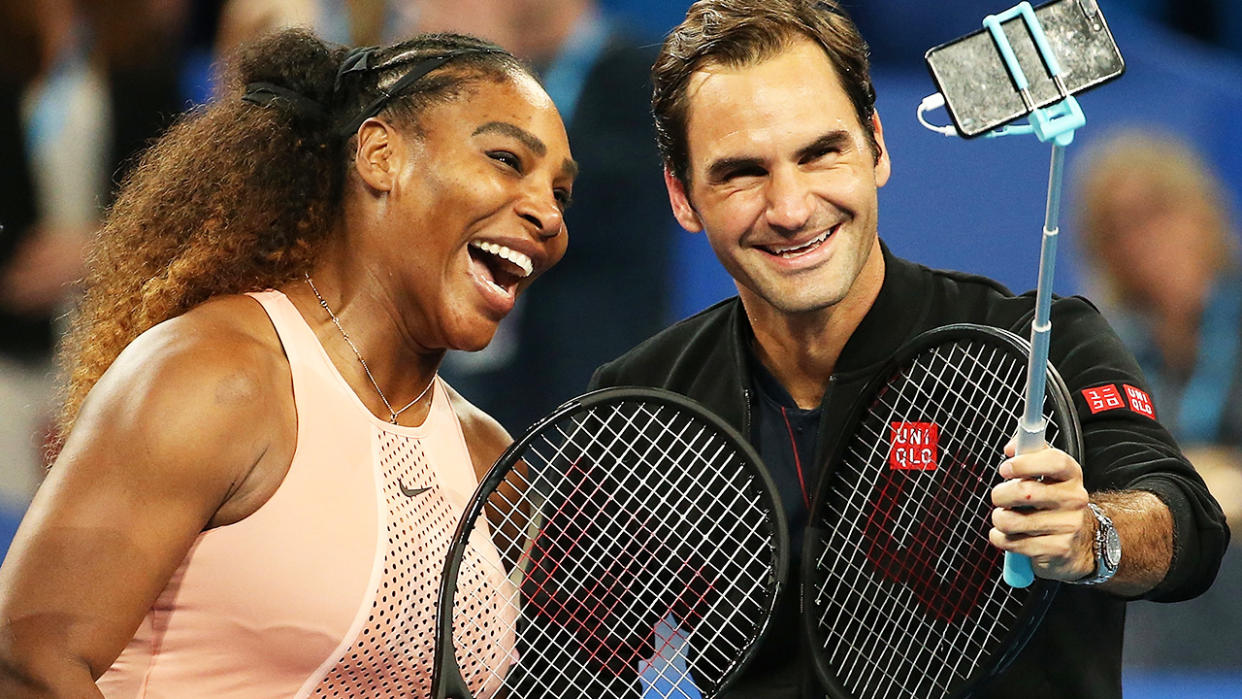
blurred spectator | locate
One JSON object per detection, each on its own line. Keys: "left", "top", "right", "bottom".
{"left": 416, "top": 0, "right": 677, "bottom": 434}
{"left": 1077, "top": 130, "right": 1241, "bottom": 447}
{"left": 0, "top": 0, "right": 93, "bottom": 536}
{"left": 1076, "top": 129, "right": 1242, "bottom": 670}
{"left": 81, "top": 0, "right": 193, "bottom": 183}
{"left": 1, "top": 0, "right": 202, "bottom": 556}
{"left": 215, "top": 0, "right": 409, "bottom": 59}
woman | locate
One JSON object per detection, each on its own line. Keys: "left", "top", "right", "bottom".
{"left": 0, "top": 28, "right": 574, "bottom": 696}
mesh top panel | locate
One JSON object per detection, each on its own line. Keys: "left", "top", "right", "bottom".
{"left": 310, "top": 430, "right": 513, "bottom": 698}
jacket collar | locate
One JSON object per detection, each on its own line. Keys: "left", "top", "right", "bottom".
{"left": 720, "top": 295, "right": 756, "bottom": 433}
{"left": 833, "top": 241, "right": 932, "bottom": 376}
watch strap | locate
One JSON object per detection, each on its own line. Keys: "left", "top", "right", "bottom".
{"left": 1075, "top": 502, "right": 1119, "bottom": 586}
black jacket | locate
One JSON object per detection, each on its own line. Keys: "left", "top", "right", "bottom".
{"left": 590, "top": 244, "right": 1229, "bottom": 698}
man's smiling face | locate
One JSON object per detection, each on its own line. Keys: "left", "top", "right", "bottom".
{"left": 667, "top": 37, "right": 890, "bottom": 317}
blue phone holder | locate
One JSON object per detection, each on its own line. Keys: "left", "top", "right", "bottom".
{"left": 982, "top": 1, "right": 1086, "bottom": 145}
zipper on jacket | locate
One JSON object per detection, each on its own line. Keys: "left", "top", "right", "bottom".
{"left": 808, "top": 375, "right": 839, "bottom": 492}
{"left": 742, "top": 387, "right": 753, "bottom": 436}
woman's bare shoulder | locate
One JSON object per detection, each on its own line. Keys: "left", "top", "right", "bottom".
{"left": 90, "top": 295, "right": 286, "bottom": 426}
{"left": 65, "top": 293, "right": 297, "bottom": 525}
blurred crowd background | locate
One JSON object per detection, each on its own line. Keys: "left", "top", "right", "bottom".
{"left": 1, "top": 0, "right": 1240, "bottom": 695}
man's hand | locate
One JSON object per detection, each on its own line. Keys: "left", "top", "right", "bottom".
{"left": 988, "top": 440, "right": 1097, "bottom": 583}
{"left": 988, "top": 439, "right": 1174, "bottom": 594}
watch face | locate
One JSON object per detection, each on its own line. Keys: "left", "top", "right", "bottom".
{"left": 1103, "top": 525, "right": 1122, "bottom": 570}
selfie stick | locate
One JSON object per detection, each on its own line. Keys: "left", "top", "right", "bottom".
{"left": 919, "top": 1, "right": 1087, "bottom": 588}
{"left": 986, "top": 1, "right": 1086, "bottom": 588}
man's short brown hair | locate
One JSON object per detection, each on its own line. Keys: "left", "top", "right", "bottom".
{"left": 652, "top": 0, "right": 878, "bottom": 183}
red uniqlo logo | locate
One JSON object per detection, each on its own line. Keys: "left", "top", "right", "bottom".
{"left": 1124, "top": 384, "right": 1156, "bottom": 420}
{"left": 1082, "top": 385, "right": 1125, "bottom": 414}
{"left": 889, "top": 422, "right": 938, "bottom": 470}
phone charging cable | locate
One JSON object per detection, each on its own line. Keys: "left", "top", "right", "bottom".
{"left": 917, "top": 93, "right": 958, "bottom": 137}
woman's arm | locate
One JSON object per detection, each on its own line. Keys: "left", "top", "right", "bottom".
{"left": 0, "top": 301, "right": 293, "bottom": 695}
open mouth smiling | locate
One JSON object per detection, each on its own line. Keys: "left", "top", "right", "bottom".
{"left": 468, "top": 240, "right": 534, "bottom": 297}
{"left": 760, "top": 223, "right": 841, "bottom": 259}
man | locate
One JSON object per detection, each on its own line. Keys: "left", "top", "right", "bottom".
{"left": 589, "top": 1, "right": 1229, "bottom": 697}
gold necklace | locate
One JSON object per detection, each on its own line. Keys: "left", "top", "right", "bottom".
{"left": 305, "top": 275, "right": 435, "bottom": 423}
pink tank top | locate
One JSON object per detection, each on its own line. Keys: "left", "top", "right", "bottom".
{"left": 97, "top": 290, "right": 515, "bottom": 697}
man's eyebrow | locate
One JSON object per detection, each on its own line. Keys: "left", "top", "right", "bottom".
{"left": 562, "top": 158, "right": 579, "bottom": 180}
{"left": 796, "top": 131, "right": 853, "bottom": 160}
{"left": 705, "top": 155, "right": 765, "bottom": 183}
{"left": 472, "top": 121, "right": 546, "bottom": 156}
{"left": 704, "top": 130, "right": 856, "bottom": 183}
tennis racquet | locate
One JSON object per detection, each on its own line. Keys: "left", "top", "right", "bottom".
{"left": 431, "top": 387, "right": 788, "bottom": 698}
{"left": 802, "top": 323, "right": 1081, "bottom": 699}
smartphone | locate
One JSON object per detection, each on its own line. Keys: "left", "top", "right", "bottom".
{"left": 924, "top": 0, "right": 1125, "bottom": 138}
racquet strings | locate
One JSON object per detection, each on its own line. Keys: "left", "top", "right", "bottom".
{"left": 808, "top": 334, "right": 1066, "bottom": 699}
{"left": 448, "top": 397, "right": 782, "bottom": 698}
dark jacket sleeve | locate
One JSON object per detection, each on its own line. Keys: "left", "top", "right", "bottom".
{"left": 1039, "top": 296, "right": 1230, "bottom": 601}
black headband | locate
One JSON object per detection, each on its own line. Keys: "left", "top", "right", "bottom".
{"left": 335, "top": 45, "right": 376, "bottom": 94}
{"left": 241, "top": 81, "right": 328, "bottom": 122}
{"left": 241, "top": 46, "right": 506, "bottom": 136}
{"left": 335, "top": 47, "right": 506, "bottom": 138}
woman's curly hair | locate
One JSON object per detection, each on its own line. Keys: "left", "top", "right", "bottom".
{"left": 52, "top": 28, "right": 527, "bottom": 452}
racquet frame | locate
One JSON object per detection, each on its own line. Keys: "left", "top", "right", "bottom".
{"left": 801, "top": 323, "right": 1081, "bottom": 699}
{"left": 432, "top": 386, "right": 790, "bottom": 699}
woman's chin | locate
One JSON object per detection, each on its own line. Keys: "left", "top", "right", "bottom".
{"left": 449, "top": 324, "right": 503, "bottom": 354}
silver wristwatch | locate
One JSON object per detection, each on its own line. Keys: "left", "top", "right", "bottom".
{"left": 1076, "top": 502, "right": 1121, "bottom": 585}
